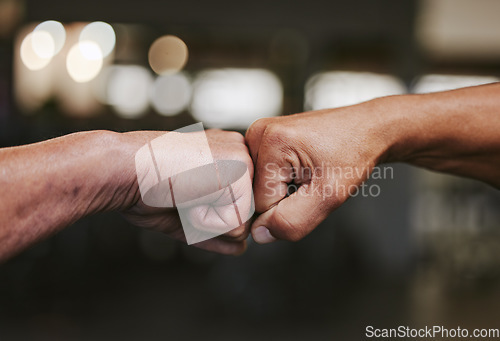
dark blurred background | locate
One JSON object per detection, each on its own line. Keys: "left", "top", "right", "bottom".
{"left": 1, "top": 0, "right": 500, "bottom": 339}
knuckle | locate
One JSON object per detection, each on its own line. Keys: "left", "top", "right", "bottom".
{"left": 232, "top": 144, "right": 253, "bottom": 166}
{"left": 227, "top": 130, "right": 245, "bottom": 143}
{"left": 264, "top": 123, "right": 299, "bottom": 145}
{"left": 246, "top": 118, "right": 270, "bottom": 139}
{"left": 250, "top": 117, "right": 270, "bottom": 130}
{"left": 206, "top": 128, "right": 223, "bottom": 135}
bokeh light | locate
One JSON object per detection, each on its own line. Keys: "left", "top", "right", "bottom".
{"left": 31, "top": 30, "right": 55, "bottom": 59}
{"left": 105, "top": 65, "right": 153, "bottom": 118}
{"left": 66, "top": 41, "right": 103, "bottom": 83}
{"left": 53, "top": 22, "right": 111, "bottom": 117}
{"left": 33, "top": 20, "right": 66, "bottom": 58}
{"left": 15, "top": 26, "right": 54, "bottom": 113}
{"left": 304, "top": 71, "right": 406, "bottom": 110}
{"left": 20, "top": 32, "right": 52, "bottom": 70}
{"left": 412, "top": 74, "right": 499, "bottom": 94}
{"left": 150, "top": 73, "right": 191, "bottom": 116}
{"left": 191, "top": 68, "right": 282, "bottom": 129}
{"left": 148, "top": 35, "right": 188, "bottom": 75}
{"left": 79, "top": 21, "right": 116, "bottom": 58}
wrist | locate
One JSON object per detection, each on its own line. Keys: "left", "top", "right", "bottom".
{"left": 330, "top": 96, "right": 414, "bottom": 166}
{"left": 368, "top": 94, "right": 428, "bottom": 164}
{"left": 82, "top": 130, "right": 144, "bottom": 213}
{"left": 104, "top": 130, "right": 169, "bottom": 211}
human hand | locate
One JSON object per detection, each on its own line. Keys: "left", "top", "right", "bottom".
{"left": 246, "top": 102, "right": 392, "bottom": 243}
{"left": 120, "top": 129, "right": 254, "bottom": 255}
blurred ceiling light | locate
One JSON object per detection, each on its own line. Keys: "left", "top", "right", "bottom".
{"left": 20, "top": 32, "right": 52, "bottom": 70}
{"left": 150, "top": 73, "right": 191, "bottom": 116}
{"left": 33, "top": 20, "right": 66, "bottom": 58}
{"left": 31, "top": 30, "right": 55, "bottom": 59}
{"left": 106, "top": 65, "right": 153, "bottom": 118}
{"left": 66, "top": 41, "right": 103, "bottom": 83}
{"left": 412, "top": 74, "right": 499, "bottom": 94}
{"left": 148, "top": 35, "right": 188, "bottom": 75}
{"left": 14, "top": 26, "right": 54, "bottom": 112}
{"left": 304, "top": 71, "right": 406, "bottom": 111}
{"left": 79, "top": 21, "right": 115, "bottom": 58}
{"left": 53, "top": 22, "right": 110, "bottom": 117}
{"left": 191, "top": 68, "right": 283, "bottom": 129}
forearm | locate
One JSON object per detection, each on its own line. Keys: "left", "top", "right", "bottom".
{"left": 0, "top": 131, "right": 138, "bottom": 261}
{"left": 0, "top": 128, "right": 253, "bottom": 259}
{"left": 375, "top": 83, "right": 500, "bottom": 187}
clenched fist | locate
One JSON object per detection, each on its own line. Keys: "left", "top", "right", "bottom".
{"left": 247, "top": 83, "right": 500, "bottom": 244}
{"left": 245, "top": 104, "right": 390, "bottom": 243}
{"left": 123, "top": 129, "right": 254, "bottom": 255}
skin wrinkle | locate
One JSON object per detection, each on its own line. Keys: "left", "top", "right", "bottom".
{"left": 211, "top": 203, "right": 231, "bottom": 227}
{"left": 272, "top": 201, "right": 305, "bottom": 241}
{"left": 196, "top": 164, "right": 250, "bottom": 232}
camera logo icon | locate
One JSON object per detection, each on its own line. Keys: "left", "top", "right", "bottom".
{"left": 134, "top": 123, "right": 254, "bottom": 244}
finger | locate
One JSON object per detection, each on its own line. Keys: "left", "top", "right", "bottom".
{"left": 220, "top": 221, "right": 250, "bottom": 241}
{"left": 252, "top": 135, "right": 293, "bottom": 212}
{"left": 251, "top": 181, "right": 331, "bottom": 243}
{"left": 167, "top": 225, "right": 248, "bottom": 255}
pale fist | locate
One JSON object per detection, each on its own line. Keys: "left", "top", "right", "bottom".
{"left": 123, "top": 129, "right": 254, "bottom": 255}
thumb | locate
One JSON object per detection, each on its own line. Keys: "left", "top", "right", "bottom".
{"left": 251, "top": 181, "right": 332, "bottom": 243}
